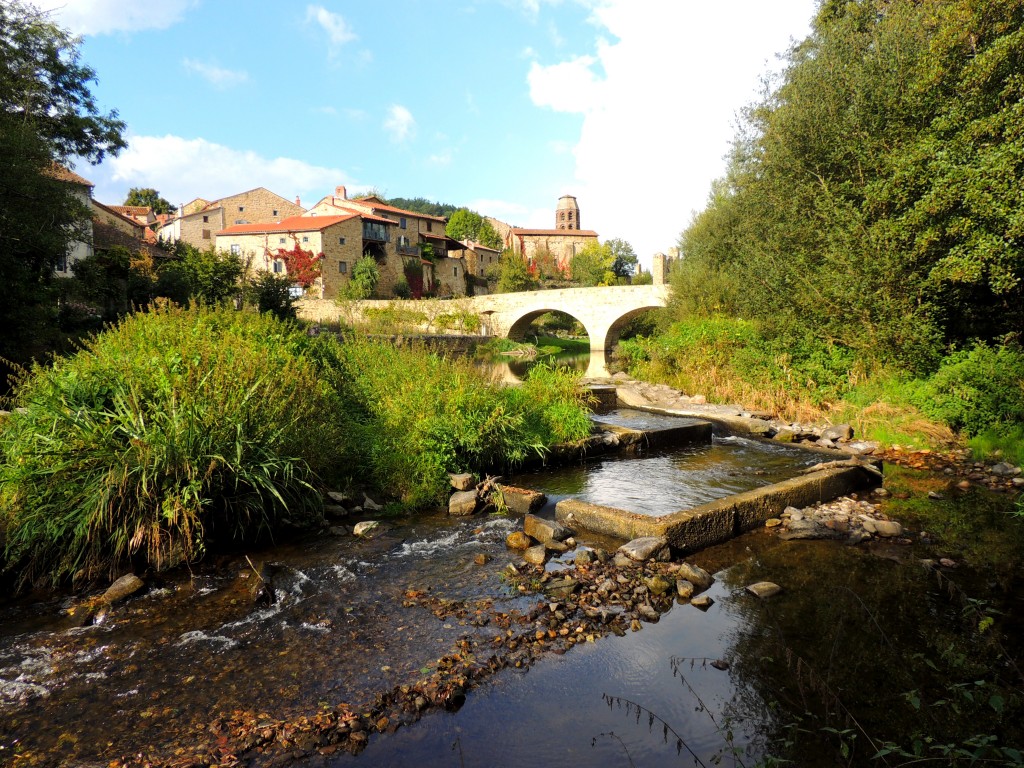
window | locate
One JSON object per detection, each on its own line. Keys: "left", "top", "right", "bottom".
{"left": 400, "top": 217, "right": 407, "bottom": 229}
{"left": 279, "top": 237, "right": 286, "bottom": 244}
{"left": 454, "top": 266, "right": 458, "bottom": 277}
{"left": 202, "top": 215, "right": 209, "bottom": 223}
{"left": 339, "top": 262, "right": 347, "bottom": 274}
{"left": 56, "top": 254, "right": 67, "bottom": 272}
{"left": 273, "top": 261, "right": 284, "bottom": 274}
{"left": 338, "top": 236, "right": 346, "bottom": 245}
{"left": 234, "top": 219, "right": 247, "bottom": 225}
{"left": 302, "top": 236, "right": 309, "bottom": 243}
{"left": 230, "top": 244, "right": 240, "bottom": 255}
{"left": 427, "top": 221, "right": 432, "bottom": 232}
{"left": 202, "top": 229, "right": 211, "bottom": 239}
{"left": 238, "top": 206, "right": 244, "bottom": 212}
{"left": 272, "top": 209, "right": 278, "bottom": 217}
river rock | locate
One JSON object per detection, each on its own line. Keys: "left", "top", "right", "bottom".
{"left": 873, "top": 519, "right": 903, "bottom": 537}
{"left": 774, "top": 428, "right": 796, "bottom": 443}
{"left": 644, "top": 575, "right": 673, "bottom": 596}
{"left": 499, "top": 486, "right": 547, "bottom": 515}
{"left": 353, "top": 520, "right": 381, "bottom": 537}
{"left": 102, "top": 574, "right": 145, "bottom": 605}
{"left": 448, "top": 490, "right": 479, "bottom": 516}
{"left": 326, "top": 490, "right": 351, "bottom": 505}
{"left": 323, "top": 503, "right": 349, "bottom": 518}
{"left": 506, "top": 531, "right": 532, "bottom": 550}
{"left": 821, "top": 423, "right": 854, "bottom": 442}
{"left": 362, "top": 494, "right": 383, "bottom": 512}
{"left": 575, "top": 549, "right": 595, "bottom": 566}
{"left": 617, "top": 536, "right": 670, "bottom": 563}
{"left": 990, "top": 462, "right": 1019, "bottom": 477}
{"left": 676, "top": 562, "right": 713, "bottom": 590}
{"left": 691, "top": 595, "right": 714, "bottom": 610}
{"left": 746, "top": 581, "right": 782, "bottom": 599}
{"left": 676, "top": 579, "right": 694, "bottom": 599}
{"left": 524, "top": 514, "right": 571, "bottom": 544}
{"left": 448, "top": 472, "right": 476, "bottom": 491}
{"left": 637, "top": 604, "right": 660, "bottom": 623}
{"left": 523, "top": 545, "right": 548, "bottom": 565}
{"left": 544, "top": 577, "right": 578, "bottom": 600}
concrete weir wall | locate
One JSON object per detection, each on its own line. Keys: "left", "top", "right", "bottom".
{"left": 555, "top": 464, "right": 878, "bottom": 554}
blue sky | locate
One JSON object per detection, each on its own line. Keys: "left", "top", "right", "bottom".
{"left": 41, "top": 0, "right": 817, "bottom": 264}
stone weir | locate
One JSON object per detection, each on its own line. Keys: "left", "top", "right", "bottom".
{"left": 549, "top": 411, "right": 882, "bottom": 554}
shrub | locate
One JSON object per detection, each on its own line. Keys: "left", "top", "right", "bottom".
{"left": 345, "top": 255, "right": 380, "bottom": 299}
{"left": 247, "top": 272, "right": 296, "bottom": 320}
{"left": 908, "top": 343, "right": 1024, "bottom": 436}
{"left": 0, "top": 305, "right": 341, "bottom": 587}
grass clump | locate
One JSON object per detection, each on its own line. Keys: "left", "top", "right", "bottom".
{"left": 0, "top": 305, "right": 342, "bottom": 588}
{"left": 331, "top": 339, "right": 593, "bottom": 507}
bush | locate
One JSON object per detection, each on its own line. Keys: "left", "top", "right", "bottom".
{"left": 247, "top": 272, "right": 296, "bottom": 320}
{"left": 0, "top": 305, "right": 342, "bottom": 587}
{"left": 908, "top": 343, "right": 1024, "bottom": 436}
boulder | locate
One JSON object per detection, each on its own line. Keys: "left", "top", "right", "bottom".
{"left": 448, "top": 490, "right": 479, "bottom": 516}
{"left": 362, "top": 494, "right": 383, "bottom": 512}
{"left": 101, "top": 574, "right": 145, "bottom": 605}
{"left": 691, "top": 595, "right": 714, "bottom": 610}
{"left": 746, "top": 581, "right": 782, "bottom": 599}
{"left": 774, "top": 428, "right": 797, "bottom": 443}
{"left": 544, "top": 577, "right": 578, "bottom": 600}
{"left": 353, "top": 520, "right": 381, "bottom": 537}
{"left": 675, "top": 562, "right": 713, "bottom": 590}
{"left": 575, "top": 549, "right": 595, "bottom": 566}
{"left": 991, "top": 462, "right": 1018, "bottom": 477}
{"left": 873, "top": 520, "right": 904, "bottom": 538}
{"left": 617, "top": 536, "right": 670, "bottom": 563}
{"left": 821, "top": 424, "right": 854, "bottom": 442}
{"left": 499, "top": 486, "right": 547, "bottom": 515}
{"left": 524, "top": 514, "right": 571, "bottom": 544}
{"left": 505, "top": 531, "right": 532, "bottom": 550}
{"left": 326, "top": 490, "right": 351, "bottom": 505}
{"left": 675, "top": 579, "right": 695, "bottom": 599}
{"left": 644, "top": 575, "right": 673, "bottom": 596}
{"left": 448, "top": 473, "right": 476, "bottom": 491}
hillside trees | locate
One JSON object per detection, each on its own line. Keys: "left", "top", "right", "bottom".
{"left": 675, "top": 0, "right": 1024, "bottom": 371}
{"left": 0, "top": 0, "right": 125, "bottom": 384}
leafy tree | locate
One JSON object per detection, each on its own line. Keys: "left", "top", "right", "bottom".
{"left": 248, "top": 273, "right": 296, "bottom": 320}
{"left": 570, "top": 242, "right": 615, "bottom": 287}
{"left": 172, "top": 243, "right": 244, "bottom": 305}
{"left": 446, "top": 208, "right": 502, "bottom": 250}
{"left": 607, "top": 238, "right": 638, "bottom": 278}
{"left": 0, "top": 0, "right": 125, "bottom": 387}
{"left": 346, "top": 255, "right": 380, "bottom": 299}
{"left": 384, "top": 197, "right": 459, "bottom": 218}
{"left": 275, "top": 243, "right": 322, "bottom": 288}
{"left": 124, "top": 187, "right": 175, "bottom": 215}
{"left": 492, "top": 251, "right": 536, "bottom": 293}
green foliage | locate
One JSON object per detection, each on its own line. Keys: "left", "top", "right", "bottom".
{"left": 247, "top": 273, "right": 296, "bottom": 320}
{"left": 383, "top": 197, "right": 459, "bottom": 218}
{"left": 631, "top": 269, "right": 653, "bottom": 286}
{"left": 494, "top": 251, "right": 537, "bottom": 293}
{"left": 675, "top": 0, "right": 1024, "bottom": 369}
{"left": 392, "top": 276, "right": 412, "bottom": 299}
{"left": 445, "top": 208, "right": 502, "bottom": 250}
{"left": 170, "top": 243, "right": 245, "bottom": 305}
{"left": 345, "top": 255, "right": 380, "bottom": 299}
{"left": 569, "top": 242, "right": 615, "bottom": 287}
{"left": 606, "top": 238, "right": 638, "bottom": 278}
{"left": 968, "top": 425, "right": 1024, "bottom": 466}
{"left": 907, "top": 343, "right": 1024, "bottom": 436}
{"left": 329, "top": 339, "right": 592, "bottom": 506}
{"left": 0, "top": 306, "right": 341, "bottom": 587}
{"left": 124, "top": 188, "right": 174, "bottom": 215}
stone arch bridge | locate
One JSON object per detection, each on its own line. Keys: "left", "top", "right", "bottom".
{"left": 297, "top": 284, "right": 670, "bottom": 377}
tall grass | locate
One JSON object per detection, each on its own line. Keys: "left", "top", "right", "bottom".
{"left": 0, "top": 305, "right": 340, "bottom": 587}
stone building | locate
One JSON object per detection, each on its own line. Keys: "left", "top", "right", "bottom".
{"left": 165, "top": 187, "right": 304, "bottom": 249}
{"left": 491, "top": 194, "right": 599, "bottom": 272}
{"left": 46, "top": 164, "right": 94, "bottom": 275}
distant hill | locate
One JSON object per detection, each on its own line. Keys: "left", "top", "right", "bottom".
{"left": 384, "top": 197, "right": 460, "bottom": 218}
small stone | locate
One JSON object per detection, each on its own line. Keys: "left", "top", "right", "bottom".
{"left": 691, "top": 595, "right": 714, "bottom": 610}
{"left": 574, "top": 549, "right": 595, "bottom": 566}
{"left": 449, "top": 490, "right": 479, "bottom": 516}
{"left": 474, "top": 553, "right": 490, "bottom": 566}
{"left": 990, "top": 462, "right": 1017, "bottom": 477}
{"left": 505, "top": 531, "right": 532, "bottom": 550}
{"left": 618, "top": 536, "right": 670, "bottom": 563}
{"left": 524, "top": 514, "right": 571, "bottom": 544}
{"left": 774, "top": 428, "right": 796, "bottom": 443}
{"left": 821, "top": 424, "right": 854, "bottom": 442}
{"left": 746, "top": 581, "right": 782, "bottom": 599}
{"left": 524, "top": 545, "right": 548, "bottom": 565}
{"left": 927, "top": 491, "right": 945, "bottom": 500}
{"left": 353, "top": 520, "right": 380, "bottom": 537}
{"left": 675, "top": 562, "right": 713, "bottom": 590}
{"left": 873, "top": 487, "right": 890, "bottom": 497}
{"left": 675, "top": 579, "right": 694, "bottom": 599}
{"left": 326, "top": 490, "right": 350, "bottom": 505}
{"left": 637, "top": 604, "right": 660, "bottom": 623}
{"left": 710, "top": 659, "right": 729, "bottom": 671}
{"left": 782, "top": 506, "right": 801, "bottom": 517}
{"left": 764, "top": 518, "right": 782, "bottom": 528}
{"left": 789, "top": 511, "right": 804, "bottom": 522}
{"left": 102, "top": 574, "right": 144, "bottom": 605}
{"left": 873, "top": 520, "right": 903, "bottom": 538}
{"left": 644, "top": 575, "right": 673, "bottom": 596}
{"left": 363, "top": 494, "right": 383, "bottom": 512}
{"left": 939, "top": 558, "right": 957, "bottom": 569}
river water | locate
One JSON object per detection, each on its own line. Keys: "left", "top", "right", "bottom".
{"left": 1, "top": 411, "right": 1022, "bottom": 766}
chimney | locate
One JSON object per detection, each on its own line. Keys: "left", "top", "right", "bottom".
{"left": 295, "top": 195, "right": 301, "bottom": 207}
{"left": 335, "top": 185, "right": 347, "bottom": 200}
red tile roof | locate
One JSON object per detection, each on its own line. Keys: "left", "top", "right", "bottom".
{"left": 307, "top": 201, "right": 396, "bottom": 226}
{"left": 217, "top": 214, "right": 357, "bottom": 236}
{"left": 111, "top": 205, "right": 151, "bottom": 217}
{"left": 350, "top": 197, "right": 448, "bottom": 223}
{"left": 46, "top": 163, "right": 94, "bottom": 187}
{"left": 511, "top": 228, "right": 598, "bottom": 237}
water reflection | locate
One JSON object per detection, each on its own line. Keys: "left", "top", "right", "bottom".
{"left": 480, "top": 351, "right": 591, "bottom": 383}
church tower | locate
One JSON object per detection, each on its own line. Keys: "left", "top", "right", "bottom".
{"left": 555, "top": 195, "right": 581, "bottom": 231}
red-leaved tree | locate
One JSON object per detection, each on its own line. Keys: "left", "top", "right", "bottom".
{"left": 273, "top": 243, "right": 322, "bottom": 287}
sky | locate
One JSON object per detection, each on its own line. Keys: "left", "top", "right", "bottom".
{"left": 39, "top": 0, "right": 818, "bottom": 266}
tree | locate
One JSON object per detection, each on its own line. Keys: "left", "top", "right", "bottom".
{"left": 446, "top": 208, "right": 502, "bottom": 250}
{"left": 172, "top": 243, "right": 244, "bottom": 305}
{"left": 275, "top": 243, "right": 322, "bottom": 288}
{"left": 346, "top": 255, "right": 380, "bottom": 299}
{"left": 0, "top": 0, "right": 126, "bottom": 388}
{"left": 607, "top": 238, "right": 638, "bottom": 278}
{"left": 569, "top": 242, "right": 615, "bottom": 287}
{"left": 491, "top": 251, "right": 536, "bottom": 293}
{"left": 124, "top": 187, "right": 175, "bottom": 215}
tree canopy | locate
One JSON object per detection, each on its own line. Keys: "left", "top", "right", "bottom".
{"left": 674, "top": 0, "right": 1024, "bottom": 372}
{"left": 446, "top": 208, "right": 503, "bottom": 250}
{"left": 569, "top": 242, "right": 615, "bottom": 287}
{"left": 385, "top": 197, "right": 459, "bottom": 218}
{"left": 0, "top": 0, "right": 126, "bottom": 387}
{"left": 607, "top": 238, "right": 638, "bottom": 278}
{"left": 124, "top": 187, "right": 175, "bottom": 215}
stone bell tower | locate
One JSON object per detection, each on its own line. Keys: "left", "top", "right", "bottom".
{"left": 555, "top": 195, "right": 581, "bottom": 231}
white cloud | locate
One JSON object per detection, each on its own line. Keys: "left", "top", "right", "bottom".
{"left": 33, "top": 0, "right": 195, "bottom": 35}
{"left": 383, "top": 105, "right": 416, "bottom": 143}
{"left": 526, "top": 0, "right": 817, "bottom": 262}
{"left": 182, "top": 59, "right": 249, "bottom": 89}
{"left": 305, "top": 5, "right": 357, "bottom": 46}
{"left": 426, "top": 150, "right": 453, "bottom": 168}
{"left": 89, "top": 134, "right": 353, "bottom": 211}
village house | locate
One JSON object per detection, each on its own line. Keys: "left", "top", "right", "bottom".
{"left": 46, "top": 164, "right": 94, "bottom": 275}
{"left": 91, "top": 200, "right": 166, "bottom": 263}
{"left": 162, "top": 187, "right": 305, "bottom": 250}
{"left": 489, "top": 195, "right": 599, "bottom": 272}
